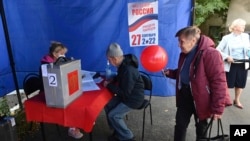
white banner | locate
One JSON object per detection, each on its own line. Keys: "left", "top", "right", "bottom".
{"left": 128, "top": 1, "right": 158, "bottom": 47}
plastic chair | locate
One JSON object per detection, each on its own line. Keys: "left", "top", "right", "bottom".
{"left": 22, "top": 73, "right": 42, "bottom": 132}
{"left": 23, "top": 73, "right": 42, "bottom": 99}
{"left": 138, "top": 71, "right": 153, "bottom": 141}
{"left": 23, "top": 73, "right": 63, "bottom": 138}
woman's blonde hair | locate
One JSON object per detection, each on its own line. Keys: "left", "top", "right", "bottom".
{"left": 229, "top": 18, "right": 246, "bottom": 32}
{"left": 49, "top": 41, "right": 67, "bottom": 55}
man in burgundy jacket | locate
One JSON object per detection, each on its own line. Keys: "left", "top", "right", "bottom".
{"left": 163, "top": 26, "right": 231, "bottom": 141}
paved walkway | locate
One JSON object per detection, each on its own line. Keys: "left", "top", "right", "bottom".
{"left": 21, "top": 77, "right": 250, "bottom": 141}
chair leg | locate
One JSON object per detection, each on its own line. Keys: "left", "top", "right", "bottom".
{"left": 149, "top": 104, "right": 153, "bottom": 125}
{"left": 142, "top": 108, "right": 146, "bottom": 141}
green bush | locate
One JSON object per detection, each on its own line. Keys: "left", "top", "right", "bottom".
{"left": 14, "top": 110, "right": 39, "bottom": 141}
{"left": 0, "top": 96, "right": 10, "bottom": 117}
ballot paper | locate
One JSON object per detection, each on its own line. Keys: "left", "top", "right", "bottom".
{"left": 81, "top": 70, "right": 100, "bottom": 92}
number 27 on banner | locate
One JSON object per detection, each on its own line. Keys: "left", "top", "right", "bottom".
{"left": 131, "top": 34, "right": 156, "bottom": 46}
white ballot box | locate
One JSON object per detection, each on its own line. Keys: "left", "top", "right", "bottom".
{"left": 41, "top": 59, "right": 82, "bottom": 108}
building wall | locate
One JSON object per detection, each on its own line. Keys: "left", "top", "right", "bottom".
{"left": 227, "top": 0, "right": 250, "bottom": 31}
{"left": 199, "top": 15, "right": 224, "bottom": 35}
{"left": 199, "top": 0, "right": 250, "bottom": 43}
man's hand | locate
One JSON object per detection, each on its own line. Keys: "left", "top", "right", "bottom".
{"left": 103, "top": 81, "right": 110, "bottom": 87}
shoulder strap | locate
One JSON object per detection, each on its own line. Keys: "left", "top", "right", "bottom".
{"left": 193, "top": 50, "right": 203, "bottom": 77}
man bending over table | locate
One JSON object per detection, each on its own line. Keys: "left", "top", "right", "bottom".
{"left": 104, "top": 43, "right": 144, "bottom": 141}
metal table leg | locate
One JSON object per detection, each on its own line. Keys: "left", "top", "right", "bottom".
{"left": 89, "top": 132, "right": 93, "bottom": 141}
{"left": 40, "top": 123, "right": 46, "bottom": 141}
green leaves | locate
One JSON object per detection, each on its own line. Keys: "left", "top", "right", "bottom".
{"left": 0, "top": 96, "right": 10, "bottom": 117}
{"left": 194, "top": 0, "right": 230, "bottom": 26}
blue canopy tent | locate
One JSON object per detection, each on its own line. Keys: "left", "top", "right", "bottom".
{"left": 0, "top": 0, "right": 193, "bottom": 104}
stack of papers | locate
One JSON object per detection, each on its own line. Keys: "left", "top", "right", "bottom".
{"left": 81, "top": 70, "right": 103, "bottom": 92}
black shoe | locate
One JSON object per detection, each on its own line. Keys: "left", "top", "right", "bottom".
{"left": 121, "top": 137, "right": 136, "bottom": 141}
{"left": 108, "top": 133, "right": 119, "bottom": 141}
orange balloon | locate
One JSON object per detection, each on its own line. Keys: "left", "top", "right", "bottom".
{"left": 140, "top": 45, "right": 168, "bottom": 72}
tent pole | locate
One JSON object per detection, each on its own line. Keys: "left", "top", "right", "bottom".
{"left": 191, "top": 0, "right": 195, "bottom": 25}
{"left": 0, "top": 0, "right": 23, "bottom": 110}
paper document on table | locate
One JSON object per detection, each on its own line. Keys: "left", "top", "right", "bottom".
{"left": 94, "top": 77, "right": 103, "bottom": 83}
{"left": 82, "top": 71, "right": 94, "bottom": 83}
{"left": 81, "top": 80, "right": 100, "bottom": 92}
{"left": 81, "top": 70, "right": 100, "bottom": 92}
{"left": 81, "top": 70, "right": 96, "bottom": 77}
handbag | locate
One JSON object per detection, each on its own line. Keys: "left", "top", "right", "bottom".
{"left": 198, "top": 117, "right": 229, "bottom": 141}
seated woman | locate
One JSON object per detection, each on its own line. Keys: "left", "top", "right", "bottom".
{"left": 41, "top": 41, "right": 83, "bottom": 139}
{"left": 41, "top": 41, "right": 68, "bottom": 64}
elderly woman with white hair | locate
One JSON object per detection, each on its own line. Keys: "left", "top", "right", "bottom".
{"left": 216, "top": 18, "right": 250, "bottom": 109}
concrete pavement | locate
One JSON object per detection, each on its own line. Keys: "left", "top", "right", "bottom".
{"left": 21, "top": 77, "right": 250, "bottom": 141}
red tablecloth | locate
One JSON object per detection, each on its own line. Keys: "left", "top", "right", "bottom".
{"left": 24, "top": 86, "right": 112, "bottom": 133}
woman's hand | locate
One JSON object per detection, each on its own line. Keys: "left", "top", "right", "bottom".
{"left": 226, "top": 56, "right": 234, "bottom": 63}
{"left": 211, "top": 114, "right": 222, "bottom": 120}
{"left": 162, "top": 69, "right": 170, "bottom": 76}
